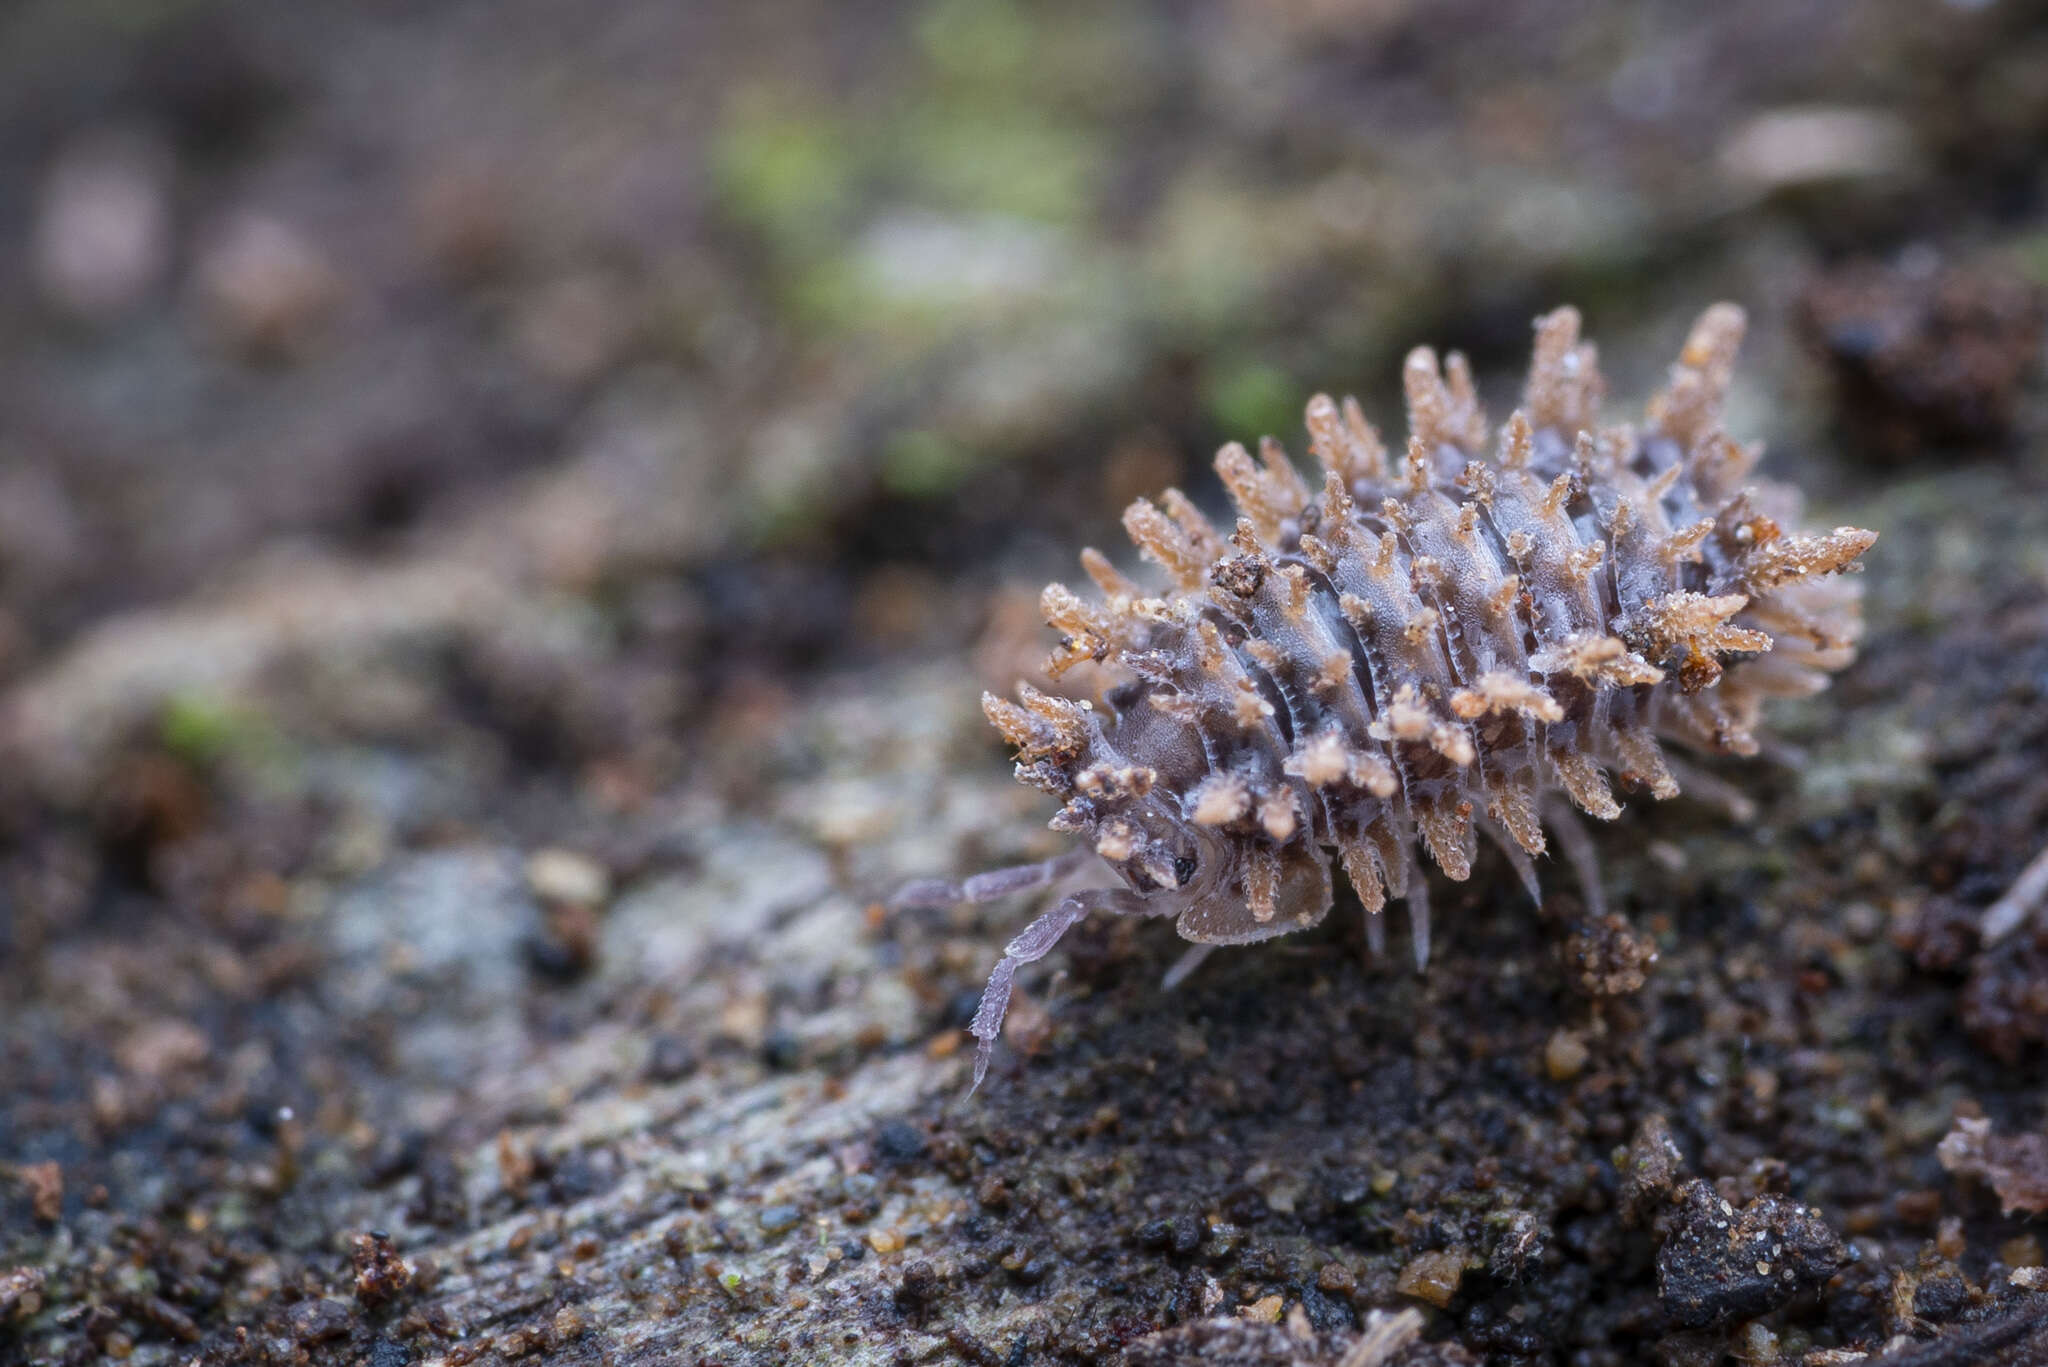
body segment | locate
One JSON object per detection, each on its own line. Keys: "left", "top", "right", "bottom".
{"left": 920, "top": 305, "right": 1876, "bottom": 1089}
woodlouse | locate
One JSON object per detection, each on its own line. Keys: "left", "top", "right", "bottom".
{"left": 898, "top": 304, "right": 1877, "bottom": 1089}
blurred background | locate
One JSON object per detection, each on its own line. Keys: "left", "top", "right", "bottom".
{"left": 2, "top": 1, "right": 2046, "bottom": 1362}
{"left": 2, "top": 0, "right": 2043, "bottom": 711}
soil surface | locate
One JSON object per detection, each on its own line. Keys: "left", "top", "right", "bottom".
{"left": 3, "top": 2, "right": 2047, "bottom": 1364}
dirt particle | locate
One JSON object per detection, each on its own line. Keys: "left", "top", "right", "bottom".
{"left": 2001, "top": 1235, "right": 2044, "bottom": 1269}
{"left": 644, "top": 1034, "right": 699, "bottom": 1083}
{"left": 525, "top": 901, "right": 601, "bottom": 981}
{"left": 1316, "top": 1261, "right": 1357, "bottom": 1296}
{"left": 525, "top": 847, "right": 610, "bottom": 906}
{"left": 1396, "top": 1250, "right": 1467, "bottom": 1308}
{"left": 868, "top": 1228, "right": 905, "bottom": 1254}
{"left": 496, "top": 1325, "right": 540, "bottom": 1357}
{"left": 1544, "top": 1029, "right": 1589, "bottom": 1082}
{"left": 894, "top": 1259, "right": 943, "bottom": 1316}
{"left": 1487, "top": 1210, "right": 1545, "bottom": 1285}
{"left": 1938, "top": 1115, "right": 2048, "bottom": 1215}
{"left": 352, "top": 1230, "right": 413, "bottom": 1307}
{"left": 286, "top": 1297, "right": 353, "bottom": 1344}
{"left": 115, "top": 1018, "right": 210, "bottom": 1083}
{"left": 1001, "top": 1249, "right": 1052, "bottom": 1285}
{"left": 137, "top": 1297, "right": 201, "bottom": 1343}
{"left": 1656, "top": 1180, "right": 1845, "bottom": 1329}
{"left": 1238, "top": 1293, "right": 1284, "bottom": 1323}
{"left": 1, "top": 1267, "right": 46, "bottom": 1323}
{"left": 497, "top": 1131, "right": 537, "bottom": 1201}
{"left": 5, "top": 1161, "right": 62, "bottom": 1223}
{"left": 1960, "top": 929, "right": 2048, "bottom": 1063}
{"left": 1895, "top": 1188, "right": 1943, "bottom": 1226}
{"left": 408, "top": 1150, "right": 468, "bottom": 1228}
{"left": 1135, "top": 1214, "right": 1206, "bottom": 1258}
{"left": 1619, "top": 1113, "right": 1688, "bottom": 1227}
{"left": 1204, "top": 1222, "right": 1245, "bottom": 1262}
{"left": 1564, "top": 914, "right": 1658, "bottom": 997}
{"left": 760, "top": 1027, "right": 804, "bottom": 1070}
{"left": 1910, "top": 1251, "right": 1972, "bottom": 1322}
{"left": 873, "top": 1119, "right": 928, "bottom": 1166}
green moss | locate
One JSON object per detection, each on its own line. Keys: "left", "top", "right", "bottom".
{"left": 158, "top": 689, "right": 299, "bottom": 791}
{"left": 894, "top": 105, "right": 1095, "bottom": 224}
{"left": 880, "top": 429, "right": 977, "bottom": 498}
{"left": 1141, "top": 175, "right": 1277, "bottom": 338}
{"left": 2011, "top": 230, "right": 2048, "bottom": 286}
{"left": 1205, "top": 358, "right": 1300, "bottom": 442}
{"left": 160, "top": 690, "right": 258, "bottom": 766}
{"left": 710, "top": 96, "right": 858, "bottom": 250}
{"left": 913, "top": 0, "right": 1035, "bottom": 88}
{"left": 785, "top": 255, "right": 873, "bottom": 333}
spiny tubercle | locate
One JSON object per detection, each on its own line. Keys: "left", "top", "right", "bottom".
{"left": 964, "top": 304, "right": 1875, "bottom": 1087}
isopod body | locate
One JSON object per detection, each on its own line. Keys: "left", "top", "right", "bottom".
{"left": 903, "top": 305, "right": 1877, "bottom": 1089}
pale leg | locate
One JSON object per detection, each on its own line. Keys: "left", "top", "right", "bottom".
{"left": 1662, "top": 756, "right": 1758, "bottom": 823}
{"left": 1481, "top": 818, "right": 1544, "bottom": 909}
{"left": 1541, "top": 796, "right": 1607, "bottom": 921}
{"left": 889, "top": 848, "right": 1096, "bottom": 910}
{"left": 1405, "top": 853, "right": 1433, "bottom": 971}
{"left": 1160, "top": 942, "right": 1216, "bottom": 991}
{"left": 965, "top": 886, "right": 1145, "bottom": 1092}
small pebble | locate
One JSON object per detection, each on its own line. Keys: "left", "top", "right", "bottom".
{"left": 1238, "top": 1294, "right": 1283, "bottom": 1323}
{"left": 644, "top": 1034, "right": 699, "bottom": 1083}
{"left": 1545, "top": 1029, "right": 1590, "bottom": 1082}
{"left": 873, "top": 1120, "right": 927, "bottom": 1166}
{"left": 526, "top": 848, "right": 609, "bottom": 906}
{"left": 1396, "top": 1251, "right": 1466, "bottom": 1308}
{"left": 1316, "top": 1262, "right": 1356, "bottom": 1295}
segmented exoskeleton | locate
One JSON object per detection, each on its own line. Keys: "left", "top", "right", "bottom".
{"left": 898, "top": 305, "right": 1876, "bottom": 1090}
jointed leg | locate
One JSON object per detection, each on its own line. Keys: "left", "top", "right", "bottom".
{"left": 966, "top": 886, "right": 1146, "bottom": 1092}
{"left": 1541, "top": 796, "right": 1607, "bottom": 921}
{"left": 1161, "top": 942, "right": 1216, "bottom": 991}
{"left": 890, "top": 848, "right": 1095, "bottom": 911}
{"left": 968, "top": 893, "right": 1087, "bottom": 1092}
{"left": 1481, "top": 818, "right": 1544, "bottom": 909}
{"left": 1362, "top": 903, "right": 1387, "bottom": 960}
{"left": 1662, "top": 756, "right": 1758, "bottom": 823}
{"left": 1405, "top": 852, "right": 1433, "bottom": 971}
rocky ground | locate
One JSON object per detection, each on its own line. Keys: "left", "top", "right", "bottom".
{"left": 3, "top": 1, "right": 2048, "bottom": 1364}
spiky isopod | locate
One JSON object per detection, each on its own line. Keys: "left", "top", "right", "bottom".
{"left": 897, "top": 305, "right": 1877, "bottom": 1090}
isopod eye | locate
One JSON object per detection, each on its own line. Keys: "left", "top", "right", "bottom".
{"left": 1173, "top": 854, "right": 1198, "bottom": 887}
